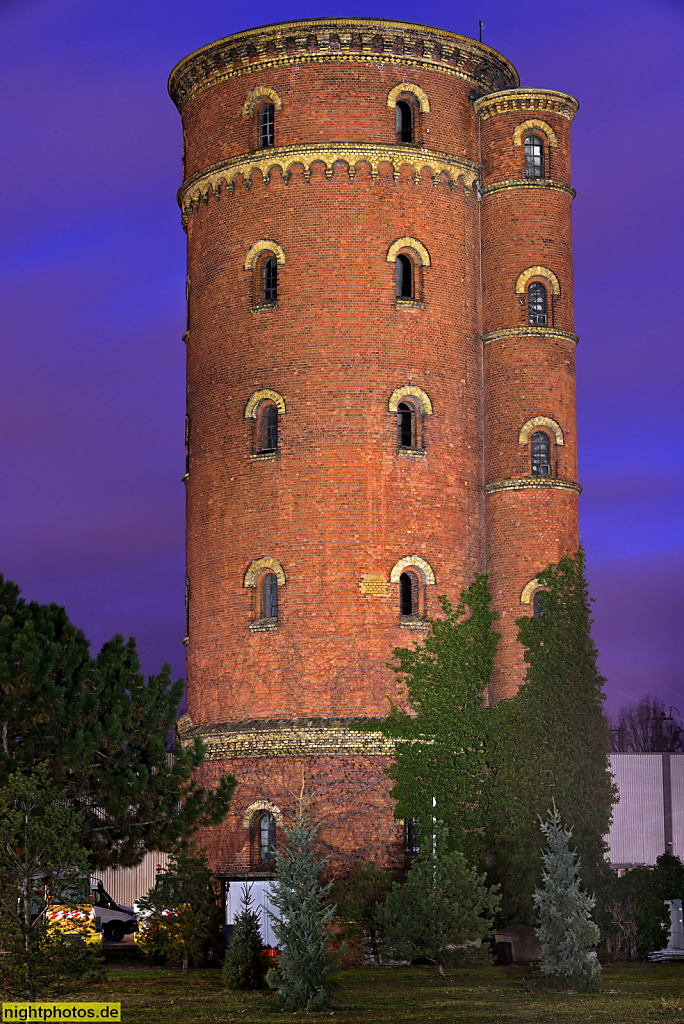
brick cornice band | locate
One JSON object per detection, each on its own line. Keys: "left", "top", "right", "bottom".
{"left": 176, "top": 714, "right": 395, "bottom": 759}
{"left": 481, "top": 327, "right": 579, "bottom": 345}
{"left": 178, "top": 144, "right": 481, "bottom": 220}
{"left": 169, "top": 19, "right": 518, "bottom": 112}
{"left": 474, "top": 88, "right": 579, "bottom": 122}
{"left": 484, "top": 477, "right": 582, "bottom": 495}
{"left": 481, "top": 179, "right": 576, "bottom": 200}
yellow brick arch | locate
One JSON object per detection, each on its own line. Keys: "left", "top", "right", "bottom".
{"left": 388, "top": 385, "right": 433, "bottom": 415}
{"left": 244, "top": 388, "right": 286, "bottom": 419}
{"left": 521, "top": 577, "right": 544, "bottom": 604}
{"left": 241, "top": 86, "right": 283, "bottom": 118}
{"left": 515, "top": 265, "right": 560, "bottom": 296}
{"left": 387, "top": 82, "right": 431, "bottom": 113}
{"left": 390, "top": 555, "right": 435, "bottom": 585}
{"left": 513, "top": 119, "right": 558, "bottom": 147}
{"left": 241, "top": 799, "right": 284, "bottom": 827}
{"left": 244, "top": 557, "right": 286, "bottom": 588}
{"left": 244, "top": 239, "right": 285, "bottom": 271}
{"left": 386, "top": 237, "right": 431, "bottom": 267}
{"left": 519, "top": 416, "right": 564, "bottom": 446}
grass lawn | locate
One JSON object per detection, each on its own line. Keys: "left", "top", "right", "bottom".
{"left": 4, "top": 963, "right": 683, "bottom": 1023}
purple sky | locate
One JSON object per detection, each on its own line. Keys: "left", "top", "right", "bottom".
{"left": 2, "top": 0, "right": 683, "bottom": 718}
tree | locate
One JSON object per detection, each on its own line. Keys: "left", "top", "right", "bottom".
{"left": 611, "top": 696, "right": 683, "bottom": 752}
{"left": 330, "top": 861, "right": 395, "bottom": 966}
{"left": 370, "top": 575, "right": 498, "bottom": 864}
{"left": 0, "top": 765, "right": 103, "bottom": 1000}
{"left": 486, "top": 549, "right": 615, "bottom": 922}
{"left": 222, "top": 883, "right": 267, "bottom": 990}
{"left": 377, "top": 835, "right": 500, "bottom": 975}
{"left": 135, "top": 843, "right": 223, "bottom": 971}
{"left": 266, "top": 803, "right": 337, "bottom": 1012}
{"left": 533, "top": 804, "right": 601, "bottom": 992}
{"left": 0, "top": 575, "right": 235, "bottom": 866}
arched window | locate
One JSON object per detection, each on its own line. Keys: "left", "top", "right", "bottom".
{"left": 257, "top": 103, "right": 274, "bottom": 149}
{"left": 530, "top": 431, "right": 551, "bottom": 476}
{"left": 532, "top": 591, "right": 545, "bottom": 618}
{"left": 260, "top": 404, "right": 278, "bottom": 452}
{"left": 259, "top": 812, "right": 277, "bottom": 861}
{"left": 396, "top": 254, "right": 413, "bottom": 298}
{"left": 404, "top": 817, "right": 420, "bottom": 855}
{"left": 261, "top": 572, "right": 278, "bottom": 621}
{"left": 528, "top": 281, "right": 547, "bottom": 326}
{"left": 400, "top": 570, "right": 420, "bottom": 618}
{"left": 524, "top": 134, "right": 544, "bottom": 178}
{"left": 397, "top": 402, "right": 414, "bottom": 448}
{"left": 262, "top": 256, "right": 277, "bottom": 303}
{"left": 396, "top": 100, "right": 413, "bottom": 143}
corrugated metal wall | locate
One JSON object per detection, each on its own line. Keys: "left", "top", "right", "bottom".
{"left": 95, "top": 851, "right": 169, "bottom": 908}
{"left": 606, "top": 754, "right": 684, "bottom": 867}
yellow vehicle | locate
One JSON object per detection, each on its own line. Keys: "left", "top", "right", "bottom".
{"left": 45, "top": 881, "right": 102, "bottom": 948}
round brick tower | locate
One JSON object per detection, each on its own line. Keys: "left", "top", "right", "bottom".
{"left": 168, "top": 18, "right": 580, "bottom": 877}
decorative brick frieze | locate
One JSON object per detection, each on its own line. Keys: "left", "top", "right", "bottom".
{"left": 176, "top": 714, "right": 395, "bottom": 759}
{"left": 474, "top": 89, "right": 578, "bottom": 122}
{"left": 484, "top": 477, "right": 582, "bottom": 495}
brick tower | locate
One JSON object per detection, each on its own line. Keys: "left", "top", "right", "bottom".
{"left": 169, "top": 18, "right": 580, "bottom": 877}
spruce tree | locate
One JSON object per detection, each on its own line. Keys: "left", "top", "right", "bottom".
{"left": 0, "top": 575, "right": 235, "bottom": 866}
{"left": 136, "top": 843, "right": 222, "bottom": 971}
{"left": 377, "top": 837, "right": 500, "bottom": 975}
{"left": 486, "top": 549, "right": 614, "bottom": 921}
{"left": 371, "top": 575, "right": 498, "bottom": 863}
{"left": 534, "top": 804, "right": 601, "bottom": 992}
{"left": 266, "top": 806, "right": 336, "bottom": 1012}
{"left": 222, "top": 884, "right": 267, "bottom": 990}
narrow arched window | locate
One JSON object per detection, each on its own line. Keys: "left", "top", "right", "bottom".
{"left": 258, "top": 103, "right": 275, "bottom": 149}
{"left": 533, "top": 591, "right": 544, "bottom": 618}
{"left": 528, "top": 281, "right": 547, "bottom": 326}
{"left": 261, "top": 404, "right": 278, "bottom": 452}
{"left": 524, "top": 134, "right": 544, "bottom": 179}
{"left": 396, "top": 100, "right": 413, "bottom": 143}
{"left": 400, "top": 571, "right": 419, "bottom": 617}
{"left": 261, "top": 572, "right": 278, "bottom": 620}
{"left": 262, "top": 256, "right": 277, "bottom": 302}
{"left": 530, "top": 431, "right": 551, "bottom": 476}
{"left": 259, "top": 813, "right": 276, "bottom": 861}
{"left": 396, "top": 254, "right": 413, "bottom": 298}
{"left": 405, "top": 817, "right": 420, "bottom": 855}
{"left": 397, "top": 403, "right": 414, "bottom": 448}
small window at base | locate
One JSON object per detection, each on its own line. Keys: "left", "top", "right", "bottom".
{"left": 400, "top": 571, "right": 420, "bottom": 617}
{"left": 533, "top": 591, "right": 545, "bottom": 618}
{"left": 259, "top": 812, "right": 276, "bottom": 861}
{"left": 262, "top": 256, "right": 277, "bottom": 302}
{"left": 405, "top": 817, "right": 420, "bottom": 855}
{"left": 396, "top": 254, "right": 413, "bottom": 298}
{"left": 261, "top": 572, "right": 278, "bottom": 620}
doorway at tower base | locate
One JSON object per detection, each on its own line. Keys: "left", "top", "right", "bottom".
{"left": 177, "top": 714, "right": 404, "bottom": 877}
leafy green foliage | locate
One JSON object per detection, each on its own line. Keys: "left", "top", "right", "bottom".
{"left": 486, "top": 550, "right": 614, "bottom": 922}
{"left": 222, "top": 884, "right": 267, "bottom": 990}
{"left": 266, "top": 808, "right": 337, "bottom": 1011}
{"left": 372, "top": 575, "right": 498, "bottom": 863}
{"left": 533, "top": 804, "right": 601, "bottom": 991}
{"left": 0, "top": 575, "right": 235, "bottom": 867}
{"left": 0, "top": 765, "right": 103, "bottom": 1000}
{"left": 600, "top": 854, "right": 684, "bottom": 959}
{"left": 330, "top": 861, "right": 396, "bottom": 966}
{"left": 377, "top": 837, "right": 500, "bottom": 974}
{"left": 136, "top": 844, "right": 223, "bottom": 971}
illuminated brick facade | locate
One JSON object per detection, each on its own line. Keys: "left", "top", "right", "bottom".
{"left": 169, "top": 19, "right": 580, "bottom": 876}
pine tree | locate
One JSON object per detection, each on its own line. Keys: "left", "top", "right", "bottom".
{"left": 0, "top": 765, "right": 103, "bottom": 1000}
{"left": 486, "top": 549, "right": 614, "bottom": 921}
{"left": 377, "top": 835, "right": 500, "bottom": 975}
{"left": 0, "top": 575, "right": 235, "bottom": 866}
{"left": 534, "top": 804, "right": 601, "bottom": 992}
{"left": 266, "top": 804, "right": 337, "bottom": 1012}
{"left": 331, "top": 861, "right": 395, "bottom": 966}
{"left": 135, "top": 843, "right": 222, "bottom": 971}
{"left": 371, "top": 575, "right": 498, "bottom": 864}
{"left": 222, "top": 884, "right": 267, "bottom": 990}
